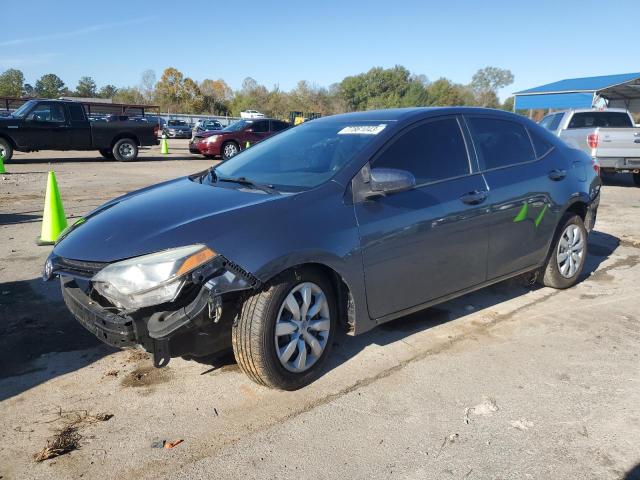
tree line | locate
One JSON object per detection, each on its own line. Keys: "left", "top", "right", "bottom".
{"left": 0, "top": 65, "right": 516, "bottom": 118}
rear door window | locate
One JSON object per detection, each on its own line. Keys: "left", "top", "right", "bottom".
{"left": 271, "top": 120, "right": 289, "bottom": 132}
{"left": 528, "top": 128, "right": 555, "bottom": 159}
{"left": 467, "top": 117, "right": 536, "bottom": 170}
{"left": 68, "top": 103, "right": 86, "bottom": 122}
{"left": 374, "top": 117, "right": 470, "bottom": 184}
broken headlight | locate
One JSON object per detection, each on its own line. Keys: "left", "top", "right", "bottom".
{"left": 92, "top": 244, "right": 216, "bottom": 311}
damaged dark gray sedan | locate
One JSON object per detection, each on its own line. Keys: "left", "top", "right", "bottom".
{"left": 44, "top": 107, "right": 601, "bottom": 390}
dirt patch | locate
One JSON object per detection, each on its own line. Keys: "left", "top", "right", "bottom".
{"left": 121, "top": 365, "right": 173, "bottom": 388}
{"left": 590, "top": 254, "right": 640, "bottom": 282}
{"left": 125, "top": 348, "right": 150, "bottom": 363}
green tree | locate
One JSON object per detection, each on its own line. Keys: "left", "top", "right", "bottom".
{"left": 75, "top": 76, "right": 97, "bottom": 97}
{"left": 140, "top": 69, "right": 156, "bottom": 102}
{"left": 200, "top": 78, "right": 233, "bottom": 114}
{"left": 98, "top": 84, "right": 118, "bottom": 99}
{"left": 35, "top": 73, "right": 66, "bottom": 98}
{"left": 113, "top": 86, "right": 144, "bottom": 105}
{"left": 427, "top": 78, "right": 474, "bottom": 106}
{"left": 470, "top": 66, "right": 514, "bottom": 107}
{"left": 0, "top": 69, "right": 25, "bottom": 97}
{"left": 182, "top": 77, "right": 205, "bottom": 113}
{"left": 22, "top": 83, "right": 35, "bottom": 97}
{"left": 501, "top": 96, "right": 515, "bottom": 111}
{"left": 155, "top": 67, "right": 185, "bottom": 111}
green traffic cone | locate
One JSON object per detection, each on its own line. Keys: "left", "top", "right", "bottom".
{"left": 161, "top": 135, "right": 169, "bottom": 154}
{"left": 0, "top": 152, "right": 6, "bottom": 174}
{"left": 37, "top": 171, "right": 68, "bottom": 245}
{"left": 245, "top": 141, "right": 251, "bottom": 149}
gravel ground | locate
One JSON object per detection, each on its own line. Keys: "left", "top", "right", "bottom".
{"left": 1, "top": 142, "right": 639, "bottom": 480}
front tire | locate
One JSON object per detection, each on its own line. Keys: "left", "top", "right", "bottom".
{"left": 539, "top": 214, "right": 588, "bottom": 289}
{"left": 0, "top": 138, "right": 13, "bottom": 162}
{"left": 112, "top": 138, "right": 138, "bottom": 162}
{"left": 232, "top": 268, "right": 336, "bottom": 390}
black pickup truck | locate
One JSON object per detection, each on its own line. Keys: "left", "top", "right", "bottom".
{"left": 0, "top": 99, "right": 159, "bottom": 162}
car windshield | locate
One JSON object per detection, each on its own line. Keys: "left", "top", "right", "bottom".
{"left": 223, "top": 120, "right": 251, "bottom": 132}
{"left": 168, "top": 120, "right": 187, "bottom": 126}
{"left": 12, "top": 100, "right": 37, "bottom": 118}
{"left": 212, "top": 120, "right": 389, "bottom": 192}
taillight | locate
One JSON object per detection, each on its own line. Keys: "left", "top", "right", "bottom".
{"left": 153, "top": 124, "right": 160, "bottom": 136}
{"left": 587, "top": 133, "right": 599, "bottom": 149}
{"left": 592, "top": 158, "right": 600, "bottom": 176}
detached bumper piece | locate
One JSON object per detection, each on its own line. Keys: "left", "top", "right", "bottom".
{"left": 59, "top": 257, "right": 258, "bottom": 367}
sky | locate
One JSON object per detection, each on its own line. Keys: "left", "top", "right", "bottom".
{"left": 0, "top": 0, "right": 637, "bottom": 101}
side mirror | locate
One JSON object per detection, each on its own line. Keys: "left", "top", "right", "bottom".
{"left": 365, "top": 168, "right": 415, "bottom": 199}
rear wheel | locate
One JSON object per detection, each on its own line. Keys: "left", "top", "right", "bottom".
{"left": 232, "top": 268, "right": 336, "bottom": 390}
{"left": 539, "top": 214, "right": 587, "bottom": 289}
{"left": 0, "top": 138, "right": 13, "bottom": 162}
{"left": 99, "top": 149, "right": 114, "bottom": 160}
{"left": 112, "top": 138, "right": 138, "bottom": 162}
{"left": 633, "top": 172, "right": 640, "bottom": 187}
{"left": 221, "top": 141, "right": 239, "bottom": 160}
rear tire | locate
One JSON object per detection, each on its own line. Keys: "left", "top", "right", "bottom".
{"left": 0, "top": 138, "right": 13, "bottom": 162}
{"left": 221, "top": 141, "right": 239, "bottom": 160}
{"left": 539, "top": 214, "right": 588, "bottom": 289}
{"left": 112, "top": 138, "right": 138, "bottom": 162}
{"left": 99, "top": 149, "right": 114, "bottom": 160}
{"left": 232, "top": 268, "right": 337, "bottom": 390}
{"left": 633, "top": 172, "right": 640, "bottom": 187}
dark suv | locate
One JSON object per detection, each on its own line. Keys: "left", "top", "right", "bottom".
{"left": 189, "top": 118, "right": 290, "bottom": 159}
{"left": 46, "top": 107, "right": 600, "bottom": 390}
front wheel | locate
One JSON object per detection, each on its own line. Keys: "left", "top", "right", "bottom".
{"left": 112, "top": 138, "right": 138, "bottom": 162}
{"left": 633, "top": 172, "right": 640, "bottom": 187}
{"left": 232, "top": 268, "right": 336, "bottom": 390}
{"left": 0, "top": 138, "right": 13, "bottom": 162}
{"left": 539, "top": 214, "right": 588, "bottom": 289}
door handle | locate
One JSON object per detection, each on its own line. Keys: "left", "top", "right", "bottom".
{"left": 460, "top": 190, "right": 489, "bottom": 205}
{"left": 548, "top": 169, "right": 566, "bottom": 181}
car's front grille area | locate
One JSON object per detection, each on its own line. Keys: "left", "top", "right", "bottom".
{"left": 53, "top": 256, "right": 107, "bottom": 279}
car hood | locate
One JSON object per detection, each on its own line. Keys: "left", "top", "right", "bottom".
{"left": 167, "top": 125, "right": 191, "bottom": 130}
{"left": 53, "top": 176, "right": 292, "bottom": 263}
{"left": 0, "top": 117, "right": 19, "bottom": 127}
{"left": 195, "top": 130, "right": 231, "bottom": 139}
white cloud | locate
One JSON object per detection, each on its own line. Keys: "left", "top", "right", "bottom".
{"left": 0, "top": 17, "right": 155, "bottom": 47}
{"left": 0, "top": 53, "right": 61, "bottom": 68}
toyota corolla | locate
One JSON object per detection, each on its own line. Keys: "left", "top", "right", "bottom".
{"left": 44, "top": 107, "right": 601, "bottom": 390}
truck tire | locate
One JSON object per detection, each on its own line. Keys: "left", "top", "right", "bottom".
{"left": 99, "top": 149, "right": 114, "bottom": 160}
{"left": 112, "top": 138, "right": 138, "bottom": 162}
{"left": 0, "top": 138, "right": 13, "bottom": 162}
{"left": 633, "top": 173, "right": 640, "bottom": 187}
{"left": 232, "top": 267, "right": 337, "bottom": 390}
{"left": 539, "top": 213, "right": 588, "bottom": 289}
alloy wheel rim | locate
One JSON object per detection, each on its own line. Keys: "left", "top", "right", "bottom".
{"left": 556, "top": 224, "right": 584, "bottom": 278}
{"left": 224, "top": 144, "right": 237, "bottom": 158}
{"left": 274, "top": 282, "right": 331, "bottom": 373}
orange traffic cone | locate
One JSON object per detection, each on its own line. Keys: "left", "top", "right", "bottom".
{"left": 37, "top": 171, "right": 68, "bottom": 245}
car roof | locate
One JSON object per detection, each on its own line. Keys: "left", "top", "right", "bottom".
{"left": 315, "top": 107, "right": 530, "bottom": 124}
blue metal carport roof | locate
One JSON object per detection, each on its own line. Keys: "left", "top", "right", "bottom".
{"left": 513, "top": 72, "right": 640, "bottom": 110}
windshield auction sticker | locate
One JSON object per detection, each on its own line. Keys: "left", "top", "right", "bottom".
{"left": 338, "top": 124, "right": 387, "bottom": 135}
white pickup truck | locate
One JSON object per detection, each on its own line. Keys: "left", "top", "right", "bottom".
{"left": 539, "top": 108, "right": 640, "bottom": 186}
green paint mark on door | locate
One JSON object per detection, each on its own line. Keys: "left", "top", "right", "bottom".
{"left": 513, "top": 202, "right": 528, "bottom": 222}
{"left": 534, "top": 205, "right": 548, "bottom": 228}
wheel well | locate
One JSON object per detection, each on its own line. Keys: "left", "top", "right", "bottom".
{"left": 111, "top": 134, "right": 139, "bottom": 148}
{"left": 0, "top": 134, "right": 16, "bottom": 149}
{"left": 565, "top": 201, "right": 587, "bottom": 220}
{"left": 280, "top": 263, "right": 355, "bottom": 334}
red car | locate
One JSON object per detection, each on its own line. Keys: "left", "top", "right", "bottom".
{"left": 190, "top": 118, "right": 290, "bottom": 159}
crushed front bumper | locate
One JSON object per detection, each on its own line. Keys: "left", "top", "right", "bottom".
{"left": 57, "top": 258, "right": 258, "bottom": 366}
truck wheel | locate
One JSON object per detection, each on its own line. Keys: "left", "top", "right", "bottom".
{"left": 539, "top": 213, "right": 588, "bottom": 289}
{"left": 112, "top": 138, "right": 138, "bottom": 162}
{"left": 221, "top": 141, "right": 239, "bottom": 160}
{"left": 232, "top": 267, "right": 336, "bottom": 390}
{"left": 633, "top": 173, "right": 640, "bottom": 187}
{"left": 0, "top": 138, "right": 13, "bottom": 162}
{"left": 99, "top": 149, "right": 114, "bottom": 160}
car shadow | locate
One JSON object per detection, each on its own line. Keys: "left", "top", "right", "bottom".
{"left": 0, "top": 277, "right": 115, "bottom": 401}
{"left": 0, "top": 212, "right": 42, "bottom": 225}
{"left": 9, "top": 155, "right": 200, "bottom": 164}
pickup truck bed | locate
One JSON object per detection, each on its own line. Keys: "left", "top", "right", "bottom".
{"left": 0, "top": 99, "right": 158, "bottom": 162}
{"left": 540, "top": 108, "right": 640, "bottom": 186}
